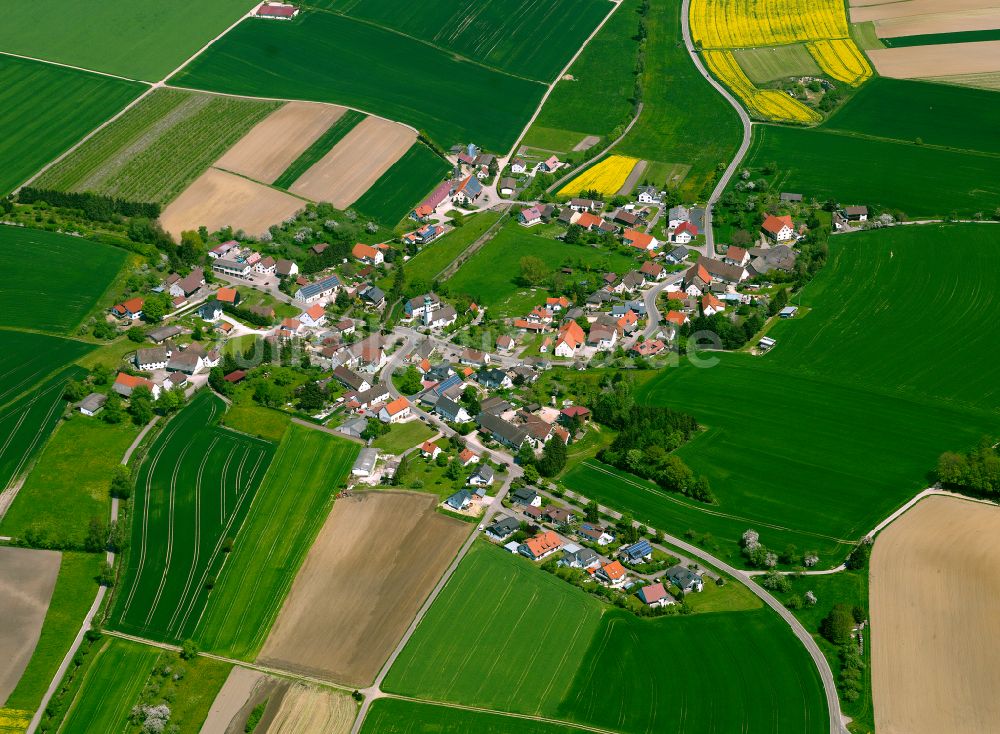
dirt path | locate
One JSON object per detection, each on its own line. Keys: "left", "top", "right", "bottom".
{"left": 198, "top": 666, "right": 264, "bottom": 734}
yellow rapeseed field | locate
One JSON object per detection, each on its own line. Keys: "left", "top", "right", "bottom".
{"left": 691, "top": 0, "right": 849, "bottom": 49}
{"left": 703, "top": 50, "right": 821, "bottom": 123}
{"left": 558, "top": 155, "right": 640, "bottom": 197}
{"left": 807, "top": 39, "right": 873, "bottom": 86}
{"left": 0, "top": 709, "right": 31, "bottom": 734}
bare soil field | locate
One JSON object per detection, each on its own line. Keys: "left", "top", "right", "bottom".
{"left": 159, "top": 168, "right": 304, "bottom": 239}
{"left": 871, "top": 495, "right": 1000, "bottom": 734}
{"left": 851, "top": 0, "right": 1000, "bottom": 19}
{"left": 868, "top": 40, "right": 1000, "bottom": 77}
{"left": 874, "top": 8, "right": 1000, "bottom": 37}
{"left": 288, "top": 117, "right": 415, "bottom": 208}
{"left": 198, "top": 666, "right": 264, "bottom": 734}
{"left": 616, "top": 159, "right": 648, "bottom": 197}
{"left": 0, "top": 547, "right": 61, "bottom": 703}
{"left": 257, "top": 490, "right": 468, "bottom": 687}
{"left": 265, "top": 682, "right": 356, "bottom": 734}
{"left": 215, "top": 102, "right": 347, "bottom": 184}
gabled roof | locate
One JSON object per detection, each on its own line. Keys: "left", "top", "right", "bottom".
{"left": 524, "top": 531, "right": 562, "bottom": 557}
{"left": 599, "top": 560, "right": 627, "bottom": 580}
{"left": 762, "top": 214, "right": 793, "bottom": 235}
{"left": 216, "top": 287, "right": 238, "bottom": 304}
{"left": 674, "top": 221, "right": 698, "bottom": 237}
{"left": 383, "top": 396, "right": 410, "bottom": 416}
{"left": 638, "top": 582, "right": 669, "bottom": 604}
{"left": 353, "top": 243, "right": 379, "bottom": 260}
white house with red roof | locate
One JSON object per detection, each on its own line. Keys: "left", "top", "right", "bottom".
{"left": 537, "top": 156, "right": 562, "bottom": 173}
{"left": 671, "top": 221, "right": 698, "bottom": 245}
{"left": 299, "top": 303, "right": 327, "bottom": 328}
{"left": 112, "top": 373, "right": 160, "bottom": 400}
{"left": 623, "top": 229, "right": 658, "bottom": 251}
{"left": 379, "top": 396, "right": 411, "bottom": 424}
{"left": 352, "top": 243, "right": 384, "bottom": 265}
{"left": 112, "top": 297, "right": 144, "bottom": 321}
{"left": 762, "top": 214, "right": 795, "bottom": 242}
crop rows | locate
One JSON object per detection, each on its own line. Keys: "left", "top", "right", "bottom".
{"left": 690, "top": 0, "right": 848, "bottom": 49}
{"left": 353, "top": 143, "right": 450, "bottom": 225}
{"left": 558, "top": 155, "right": 640, "bottom": 196}
{"left": 704, "top": 51, "right": 821, "bottom": 123}
{"left": 37, "top": 89, "right": 279, "bottom": 204}
{"left": 807, "top": 39, "right": 873, "bottom": 86}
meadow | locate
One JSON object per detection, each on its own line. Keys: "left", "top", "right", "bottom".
{"left": 745, "top": 125, "right": 1000, "bottom": 216}
{"left": 0, "top": 417, "right": 138, "bottom": 549}
{"left": 57, "top": 637, "right": 161, "bottom": 733}
{"left": 444, "top": 222, "right": 639, "bottom": 317}
{"left": 0, "top": 56, "right": 142, "bottom": 195}
{"left": 0, "top": 227, "right": 127, "bottom": 333}
{"left": 273, "top": 110, "right": 366, "bottom": 189}
{"left": 0, "top": 333, "right": 93, "bottom": 406}
{"left": 171, "top": 12, "right": 545, "bottom": 152}
{"left": 615, "top": 0, "right": 742, "bottom": 198}
{"left": 733, "top": 45, "right": 821, "bottom": 83}
{"left": 111, "top": 392, "right": 276, "bottom": 643}
{"left": 353, "top": 144, "right": 450, "bottom": 226}
{"left": 195, "top": 424, "right": 358, "bottom": 659}
{"left": 620, "top": 225, "right": 1000, "bottom": 564}
{"left": 0, "top": 0, "right": 253, "bottom": 80}
{"left": 306, "top": 0, "right": 608, "bottom": 82}
{"left": 384, "top": 542, "right": 828, "bottom": 732}
{"left": 394, "top": 211, "right": 504, "bottom": 292}
{"left": 2, "top": 553, "right": 104, "bottom": 713}
{"left": 361, "top": 699, "right": 596, "bottom": 734}
{"left": 372, "top": 421, "right": 436, "bottom": 455}
{"left": 37, "top": 89, "right": 280, "bottom": 205}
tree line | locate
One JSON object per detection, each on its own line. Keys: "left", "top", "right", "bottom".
{"left": 19, "top": 187, "right": 159, "bottom": 219}
{"left": 937, "top": 438, "right": 1000, "bottom": 495}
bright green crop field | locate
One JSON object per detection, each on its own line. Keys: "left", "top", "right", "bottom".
{"left": 733, "top": 44, "right": 821, "bottom": 83}
{"left": 37, "top": 88, "right": 280, "bottom": 204}
{"left": 353, "top": 144, "right": 449, "bottom": 226}
{"left": 0, "top": 55, "right": 142, "bottom": 195}
{"left": 0, "top": 227, "right": 127, "bottom": 333}
{"left": 170, "top": 12, "right": 545, "bottom": 152}
{"left": 384, "top": 542, "right": 827, "bottom": 733}
{"left": 273, "top": 109, "right": 366, "bottom": 189}
{"left": 58, "top": 637, "right": 161, "bottom": 733}
{"left": 0, "top": 333, "right": 93, "bottom": 406}
{"left": 0, "top": 0, "right": 253, "bottom": 80}
{"left": 3, "top": 552, "right": 104, "bottom": 712}
{"left": 196, "top": 423, "right": 358, "bottom": 659}
{"left": 604, "top": 224, "right": 1000, "bottom": 565}
{"left": 444, "top": 221, "right": 638, "bottom": 317}
{"left": 524, "top": 0, "right": 642, "bottom": 152}
{"left": 305, "top": 0, "right": 609, "bottom": 82}
{"left": 361, "top": 699, "right": 596, "bottom": 734}
{"left": 111, "top": 392, "right": 276, "bottom": 643}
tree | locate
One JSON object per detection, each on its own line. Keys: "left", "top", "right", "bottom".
{"left": 820, "top": 603, "right": 855, "bottom": 645}
{"left": 178, "top": 230, "right": 205, "bottom": 265}
{"left": 584, "top": 500, "right": 600, "bottom": 523}
{"left": 84, "top": 516, "right": 108, "bottom": 553}
{"left": 110, "top": 465, "right": 133, "bottom": 500}
{"left": 126, "top": 326, "right": 145, "bottom": 343}
{"left": 128, "top": 386, "right": 154, "bottom": 425}
{"left": 760, "top": 570, "right": 791, "bottom": 593}
{"left": 63, "top": 380, "right": 88, "bottom": 402}
{"left": 101, "top": 391, "right": 124, "bottom": 424}
{"left": 396, "top": 366, "right": 423, "bottom": 395}
{"left": 516, "top": 442, "right": 535, "bottom": 466}
{"left": 296, "top": 381, "right": 327, "bottom": 412}
{"left": 845, "top": 540, "right": 872, "bottom": 570}
{"left": 523, "top": 464, "right": 540, "bottom": 484}
{"left": 518, "top": 256, "right": 550, "bottom": 286}
{"left": 141, "top": 294, "right": 168, "bottom": 323}
{"left": 537, "top": 438, "right": 567, "bottom": 477}
{"left": 180, "top": 639, "right": 199, "bottom": 660}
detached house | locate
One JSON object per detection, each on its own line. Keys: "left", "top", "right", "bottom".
{"left": 352, "top": 243, "right": 384, "bottom": 265}
{"left": 636, "top": 186, "right": 662, "bottom": 204}
{"left": 452, "top": 175, "right": 483, "bottom": 205}
{"left": 671, "top": 221, "right": 698, "bottom": 245}
{"left": 295, "top": 274, "right": 340, "bottom": 304}
{"left": 724, "top": 246, "right": 750, "bottom": 267}
{"left": 112, "top": 298, "right": 144, "bottom": 321}
{"left": 554, "top": 320, "right": 585, "bottom": 359}
{"left": 299, "top": 303, "right": 327, "bottom": 328}
{"left": 623, "top": 229, "right": 658, "bottom": 251}
{"left": 538, "top": 155, "right": 562, "bottom": 173}
{"left": 378, "top": 396, "right": 411, "bottom": 424}
{"left": 518, "top": 531, "right": 563, "bottom": 561}
{"left": 762, "top": 214, "right": 795, "bottom": 242}
{"left": 519, "top": 205, "right": 543, "bottom": 227}
{"left": 666, "top": 565, "right": 704, "bottom": 593}
{"left": 597, "top": 560, "right": 629, "bottom": 588}
{"left": 637, "top": 582, "right": 675, "bottom": 608}
{"left": 113, "top": 372, "right": 160, "bottom": 400}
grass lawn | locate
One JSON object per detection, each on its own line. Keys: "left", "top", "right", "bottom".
{"left": 219, "top": 403, "right": 291, "bottom": 443}
{"left": 361, "top": 699, "right": 597, "bottom": 734}
{"left": 372, "top": 420, "right": 436, "bottom": 454}
{"left": 683, "top": 574, "right": 761, "bottom": 612}
{"left": 195, "top": 423, "right": 358, "bottom": 659}
{"left": 0, "top": 228, "right": 127, "bottom": 334}
{"left": 37, "top": 89, "right": 280, "bottom": 205}
{"left": 523, "top": 0, "right": 642, "bottom": 151}
{"left": 0, "top": 416, "right": 138, "bottom": 548}
{"left": 111, "top": 392, "right": 276, "bottom": 643}
{"left": 170, "top": 11, "right": 545, "bottom": 152}
{"left": 57, "top": 637, "right": 161, "bottom": 733}
{"left": 733, "top": 44, "right": 821, "bottom": 82}
{"left": 384, "top": 542, "right": 827, "bottom": 733}
{"left": 444, "top": 221, "right": 639, "bottom": 317}
{"left": 307, "top": 0, "right": 608, "bottom": 83}
{"left": 0, "top": 0, "right": 253, "bottom": 80}
{"left": 611, "top": 224, "right": 1000, "bottom": 566}
{"left": 3, "top": 553, "right": 104, "bottom": 711}
{"left": 616, "top": 0, "right": 742, "bottom": 198}
{"left": 353, "top": 143, "right": 450, "bottom": 226}
{"left": 0, "top": 55, "right": 143, "bottom": 195}
{"left": 273, "top": 109, "right": 366, "bottom": 189}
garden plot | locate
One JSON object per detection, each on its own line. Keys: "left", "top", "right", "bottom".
{"left": 214, "top": 102, "right": 347, "bottom": 184}
{"left": 159, "top": 168, "right": 305, "bottom": 240}
{"left": 288, "top": 116, "right": 416, "bottom": 208}
{"left": 871, "top": 496, "right": 1000, "bottom": 733}
{"left": 0, "top": 547, "right": 61, "bottom": 703}
{"left": 867, "top": 40, "right": 1000, "bottom": 77}
{"left": 257, "top": 490, "right": 468, "bottom": 687}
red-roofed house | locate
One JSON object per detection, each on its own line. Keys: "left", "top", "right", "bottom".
{"left": 624, "top": 229, "right": 659, "bottom": 251}
{"left": 458, "top": 448, "right": 479, "bottom": 466}
{"left": 702, "top": 294, "right": 725, "bottom": 316}
{"left": 216, "top": 287, "right": 240, "bottom": 305}
{"left": 631, "top": 339, "right": 665, "bottom": 357}
{"left": 546, "top": 296, "right": 570, "bottom": 311}
{"left": 254, "top": 2, "right": 299, "bottom": 19}
{"left": 640, "top": 261, "right": 665, "bottom": 280}
{"left": 518, "top": 531, "right": 563, "bottom": 561}
{"left": 762, "top": 214, "right": 795, "bottom": 242}
{"left": 538, "top": 156, "right": 561, "bottom": 173}
{"left": 724, "top": 246, "right": 750, "bottom": 267}
{"left": 617, "top": 310, "right": 639, "bottom": 334}
{"left": 665, "top": 310, "right": 689, "bottom": 327}
{"left": 279, "top": 318, "right": 302, "bottom": 339}
{"left": 671, "top": 221, "right": 698, "bottom": 244}
{"left": 554, "top": 320, "right": 585, "bottom": 358}
{"left": 299, "top": 303, "right": 327, "bottom": 328}
{"left": 379, "top": 396, "right": 411, "bottom": 424}
{"left": 575, "top": 212, "right": 603, "bottom": 231}
{"left": 112, "top": 297, "right": 144, "bottom": 321}
{"left": 597, "top": 560, "right": 629, "bottom": 587}
{"left": 420, "top": 441, "right": 442, "bottom": 459}
{"left": 637, "top": 582, "right": 674, "bottom": 608}
{"left": 112, "top": 372, "right": 160, "bottom": 400}
{"left": 352, "top": 243, "right": 384, "bottom": 265}
{"left": 560, "top": 405, "right": 590, "bottom": 422}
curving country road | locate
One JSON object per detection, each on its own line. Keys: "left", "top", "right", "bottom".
{"left": 679, "top": 0, "right": 753, "bottom": 258}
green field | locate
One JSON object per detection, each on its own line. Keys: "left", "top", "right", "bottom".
{"left": 361, "top": 699, "right": 596, "bottom": 734}
{"left": 393, "top": 211, "right": 503, "bottom": 292}
{"left": 0, "top": 417, "right": 138, "bottom": 548}
{"left": 733, "top": 44, "right": 821, "bottom": 83}
{"left": 170, "top": 12, "right": 545, "bottom": 152}
{"left": 306, "top": 0, "right": 609, "bottom": 82}
{"left": 3, "top": 553, "right": 104, "bottom": 712}
{"left": 372, "top": 420, "right": 435, "bottom": 454}
{"left": 444, "top": 221, "right": 639, "bottom": 317}
{"left": 111, "top": 392, "right": 276, "bottom": 643}
{"left": 384, "top": 542, "right": 827, "bottom": 733}
{"left": 0, "top": 227, "right": 128, "bottom": 333}
{"left": 273, "top": 109, "right": 366, "bottom": 189}
{"left": 883, "top": 29, "right": 1000, "bottom": 47}
{"left": 0, "top": 333, "right": 93, "bottom": 406}
{"left": 57, "top": 637, "right": 161, "bottom": 733}
{"left": 195, "top": 424, "right": 358, "bottom": 659}
{"left": 353, "top": 144, "right": 450, "bottom": 225}
{"left": 0, "top": 0, "right": 253, "bottom": 80}
{"left": 615, "top": 0, "right": 742, "bottom": 197}
{"left": 219, "top": 403, "right": 291, "bottom": 443}
{"left": 602, "top": 225, "right": 1000, "bottom": 565}
{"left": 36, "top": 89, "right": 280, "bottom": 204}
{"left": 0, "top": 55, "right": 143, "bottom": 195}
{"left": 524, "top": 0, "right": 642, "bottom": 152}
